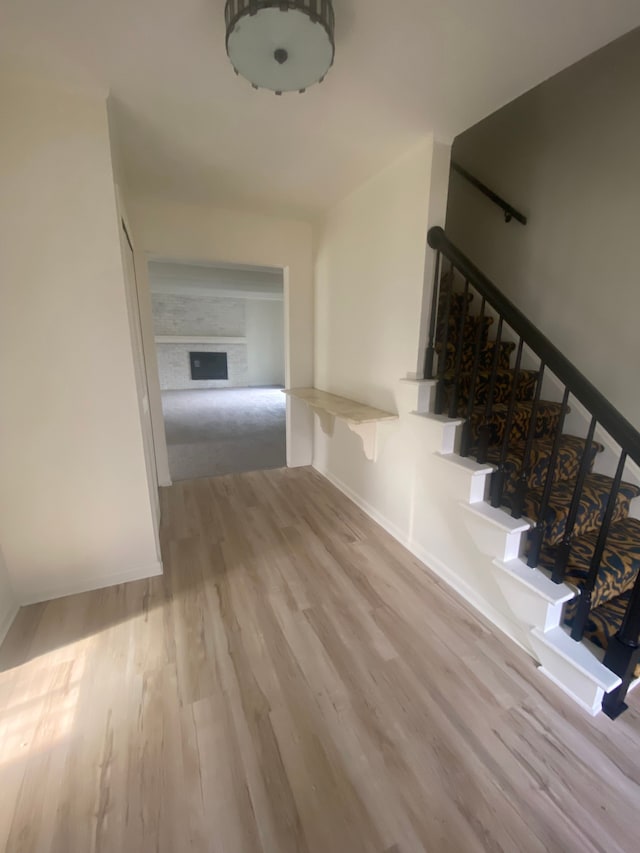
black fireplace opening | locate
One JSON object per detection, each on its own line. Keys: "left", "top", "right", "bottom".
{"left": 190, "top": 351, "right": 228, "bottom": 381}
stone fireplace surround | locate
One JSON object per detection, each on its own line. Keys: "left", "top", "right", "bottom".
{"left": 155, "top": 337, "right": 248, "bottom": 390}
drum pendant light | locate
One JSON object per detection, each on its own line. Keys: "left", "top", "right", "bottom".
{"left": 224, "top": 1, "right": 336, "bottom": 95}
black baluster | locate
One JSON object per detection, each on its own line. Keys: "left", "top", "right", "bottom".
{"left": 476, "top": 315, "right": 504, "bottom": 464}
{"left": 423, "top": 251, "right": 442, "bottom": 380}
{"left": 459, "top": 295, "right": 486, "bottom": 458}
{"left": 552, "top": 416, "right": 597, "bottom": 584}
{"left": 448, "top": 280, "right": 471, "bottom": 418}
{"left": 434, "top": 261, "right": 454, "bottom": 414}
{"left": 511, "top": 363, "right": 546, "bottom": 518}
{"left": 490, "top": 338, "right": 523, "bottom": 508}
{"left": 571, "top": 451, "right": 628, "bottom": 641}
{"left": 602, "top": 568, "right": 640, "bottom": 719}
{"left": 527, "top": 386, "right": 570, "bottom": 565}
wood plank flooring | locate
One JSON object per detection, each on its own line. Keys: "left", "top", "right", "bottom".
{"left": 0, "top": 466, "right": 639, "bottom": 852}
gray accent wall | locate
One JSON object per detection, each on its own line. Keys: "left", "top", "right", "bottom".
{"left": 446, "top": 28, "right": 640, "bottom": 430}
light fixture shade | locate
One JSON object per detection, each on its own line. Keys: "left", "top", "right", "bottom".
{"left": 225, "top": 1, "right": 335, "bottom": 94}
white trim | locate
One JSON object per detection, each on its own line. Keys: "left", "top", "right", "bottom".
{"left": 531, "top": 625, "right": 620, "bottom": 691}
{"left": 18, "top": 561, "right": 163, "bottom": 606}
{"left": 314, "top": 463, "right": 530, "bottom": 658}
{"left": 150, "top": 281, "right": 284, "bottom": 302}
{"left": 0, "top": 599, "right": 19, "bottom": 645}
{"left": 155, "top": 335, "right": 246, "bottom": 345}
{"left": 537, "top": 667, "right": 604, "bottom": 717}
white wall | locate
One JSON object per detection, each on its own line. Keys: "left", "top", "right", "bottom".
{"left": 246, "top": 299, "right": 285, "bottom": 387}
{"left": 0, "top": 76, "right": 160, "bottom": 604}
{"left": 314, "top": 136, "right": 442, "bottom": 504}
{"left": 446, "top": 28, "right": 640, "bottom": 429}
{"left": 316, "top": 138, "right": 449, "bottom": 403}
{"left": 0, "top": 545, "right": 18, "bottom": 644}
{"left": 128, "top": 200, "right": 314, "bottom": 483}
{"left": 313, "top": 136, "right": 540, "bottom": 650}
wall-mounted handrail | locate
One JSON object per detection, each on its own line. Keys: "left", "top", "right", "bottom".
{"left": 450, "top": 161, "right": 527, "bottom": 225}
{"left": 426, "top": 226, "right": 640, "bottom": 467}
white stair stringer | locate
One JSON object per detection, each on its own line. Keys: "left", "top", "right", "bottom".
{"left": 492, "top": 558, "right": 575, "bottom": 632}
{"left": 398, "top": 377, "right": 437, "bottom": 416}
{"left": 432, "top": 439, "right": 620, "bottom": 716}
{"left": 459, "top": 500, "right": 531, "bottom": 563}
{"left": 530, "top": 626, "right": 621, "bottom": 716}
{"left": 411, "top": 413, "right": 464, "bottom": 454}
{"left": 433, "top": 452, "right": 494, "bottom": 504}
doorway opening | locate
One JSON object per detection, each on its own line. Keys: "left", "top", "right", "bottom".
{"left": 149, "top": 259, "right": 286, "bottom": 482}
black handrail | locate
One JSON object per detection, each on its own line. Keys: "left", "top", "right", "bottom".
{"left": 451, "top": 161, "right": 527, "bottom": 225}
{"left": 427, "top": 227, "right": 640, "bottom": 467}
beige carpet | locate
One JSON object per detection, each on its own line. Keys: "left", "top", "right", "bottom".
{"left": 162, "top": 387, "right": 286, "bottom": 482}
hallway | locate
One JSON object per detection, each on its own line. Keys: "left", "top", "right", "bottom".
{"left": 1, "top": 467, "right": 639, "bottom": 851}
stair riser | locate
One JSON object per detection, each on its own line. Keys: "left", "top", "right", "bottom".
{"left": 450, "top": 370, "right": 538, "bottom": 409}
{"left": 499, "top": 444, "right": 600, "bottom": 493}
{"left": 471, "top": 407, "right": 562, "bottom": 448}
{"left": 437, "top": 315, "right": 492, "bottom": 353}
{"left": 526, "top": 490, "right": 638, "bottom": 549}
{"left": 565, "top": 590, "right": 640, "bottom": 679}
{"left": 544, "top": 518, "right": 640, "bottom": 611}
{"left": 441, "top": 341, "right": 515, "bottom": 375}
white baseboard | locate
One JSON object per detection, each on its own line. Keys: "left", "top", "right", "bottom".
{"left": 18, "top": 561, "right": 163, "bottom": 606}
{"left": 314, "top": 464, "right": 529, "bottom": 657}
{"left": 0, "top": 599, "right": 19, "bottom": 645}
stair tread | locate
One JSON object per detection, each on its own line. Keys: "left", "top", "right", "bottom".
{"left": 524, "top": 472, "right": 640, "bottom": 547}
{"left": 542, "top": 517, "right": 640, "bottom": 610}
{"left": 447, "top": 367, "right": 539, "bottom": 382}
{"left": 472, "top": 399, "right": 564, "bottom": 415}
{"left": 486, "top": 434, "right": 604, "bottom": 491}
{"left": 575, "top": 588, "right": 633, "bottom": 646}
{"left": 493, "top": 558, "right": 575, "bottom": 604}
{"left": 461, "top": 501, "right": 531, "bottom": 534}
{"left": 447, "top": 367, "right": 539, "bottom": 406}
{"left": 565, "top": 588, "right": 640, "bottom": 679}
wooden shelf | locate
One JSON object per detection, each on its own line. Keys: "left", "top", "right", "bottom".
{"left": 284, "top": 387, "right": 398, "bottom": 460}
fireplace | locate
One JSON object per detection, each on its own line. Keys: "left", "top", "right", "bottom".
{"left": 189, "top": 351, "right": 228, "bottom": 380}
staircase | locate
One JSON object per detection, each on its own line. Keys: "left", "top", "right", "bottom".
{"left": 425, "top": 227, "right": 640, "bottom": 719}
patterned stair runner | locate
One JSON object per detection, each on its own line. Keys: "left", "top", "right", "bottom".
{"left": 486, "top": 435, "right": 603, "bottom": 492}
{"left": 522, "top": 472, "right": 640, "bottom": 547}
{"left": 441, "top": 280, "right": 640, "bottom": 671}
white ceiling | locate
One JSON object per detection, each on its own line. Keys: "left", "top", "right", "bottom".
{"left": 149, "top": 260, "right": 284, "bottom": 301}
{"left": 2, "top": 1, "right": 639, "bottom": 218}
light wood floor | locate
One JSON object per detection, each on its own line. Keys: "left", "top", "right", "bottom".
{"left": 1, "top": 467, "right": 639, "bottom": 853}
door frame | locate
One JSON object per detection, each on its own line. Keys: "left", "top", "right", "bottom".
{"left": 136, "top": 253, "right": 291, "bottom": 486}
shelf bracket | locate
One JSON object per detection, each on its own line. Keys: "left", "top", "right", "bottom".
{"left": 346, "top": 420, "right": 396, "bottom": 462}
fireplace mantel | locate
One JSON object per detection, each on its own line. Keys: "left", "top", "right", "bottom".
{"left": 155, "top": 335, "right": 246, "bottom": 345}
